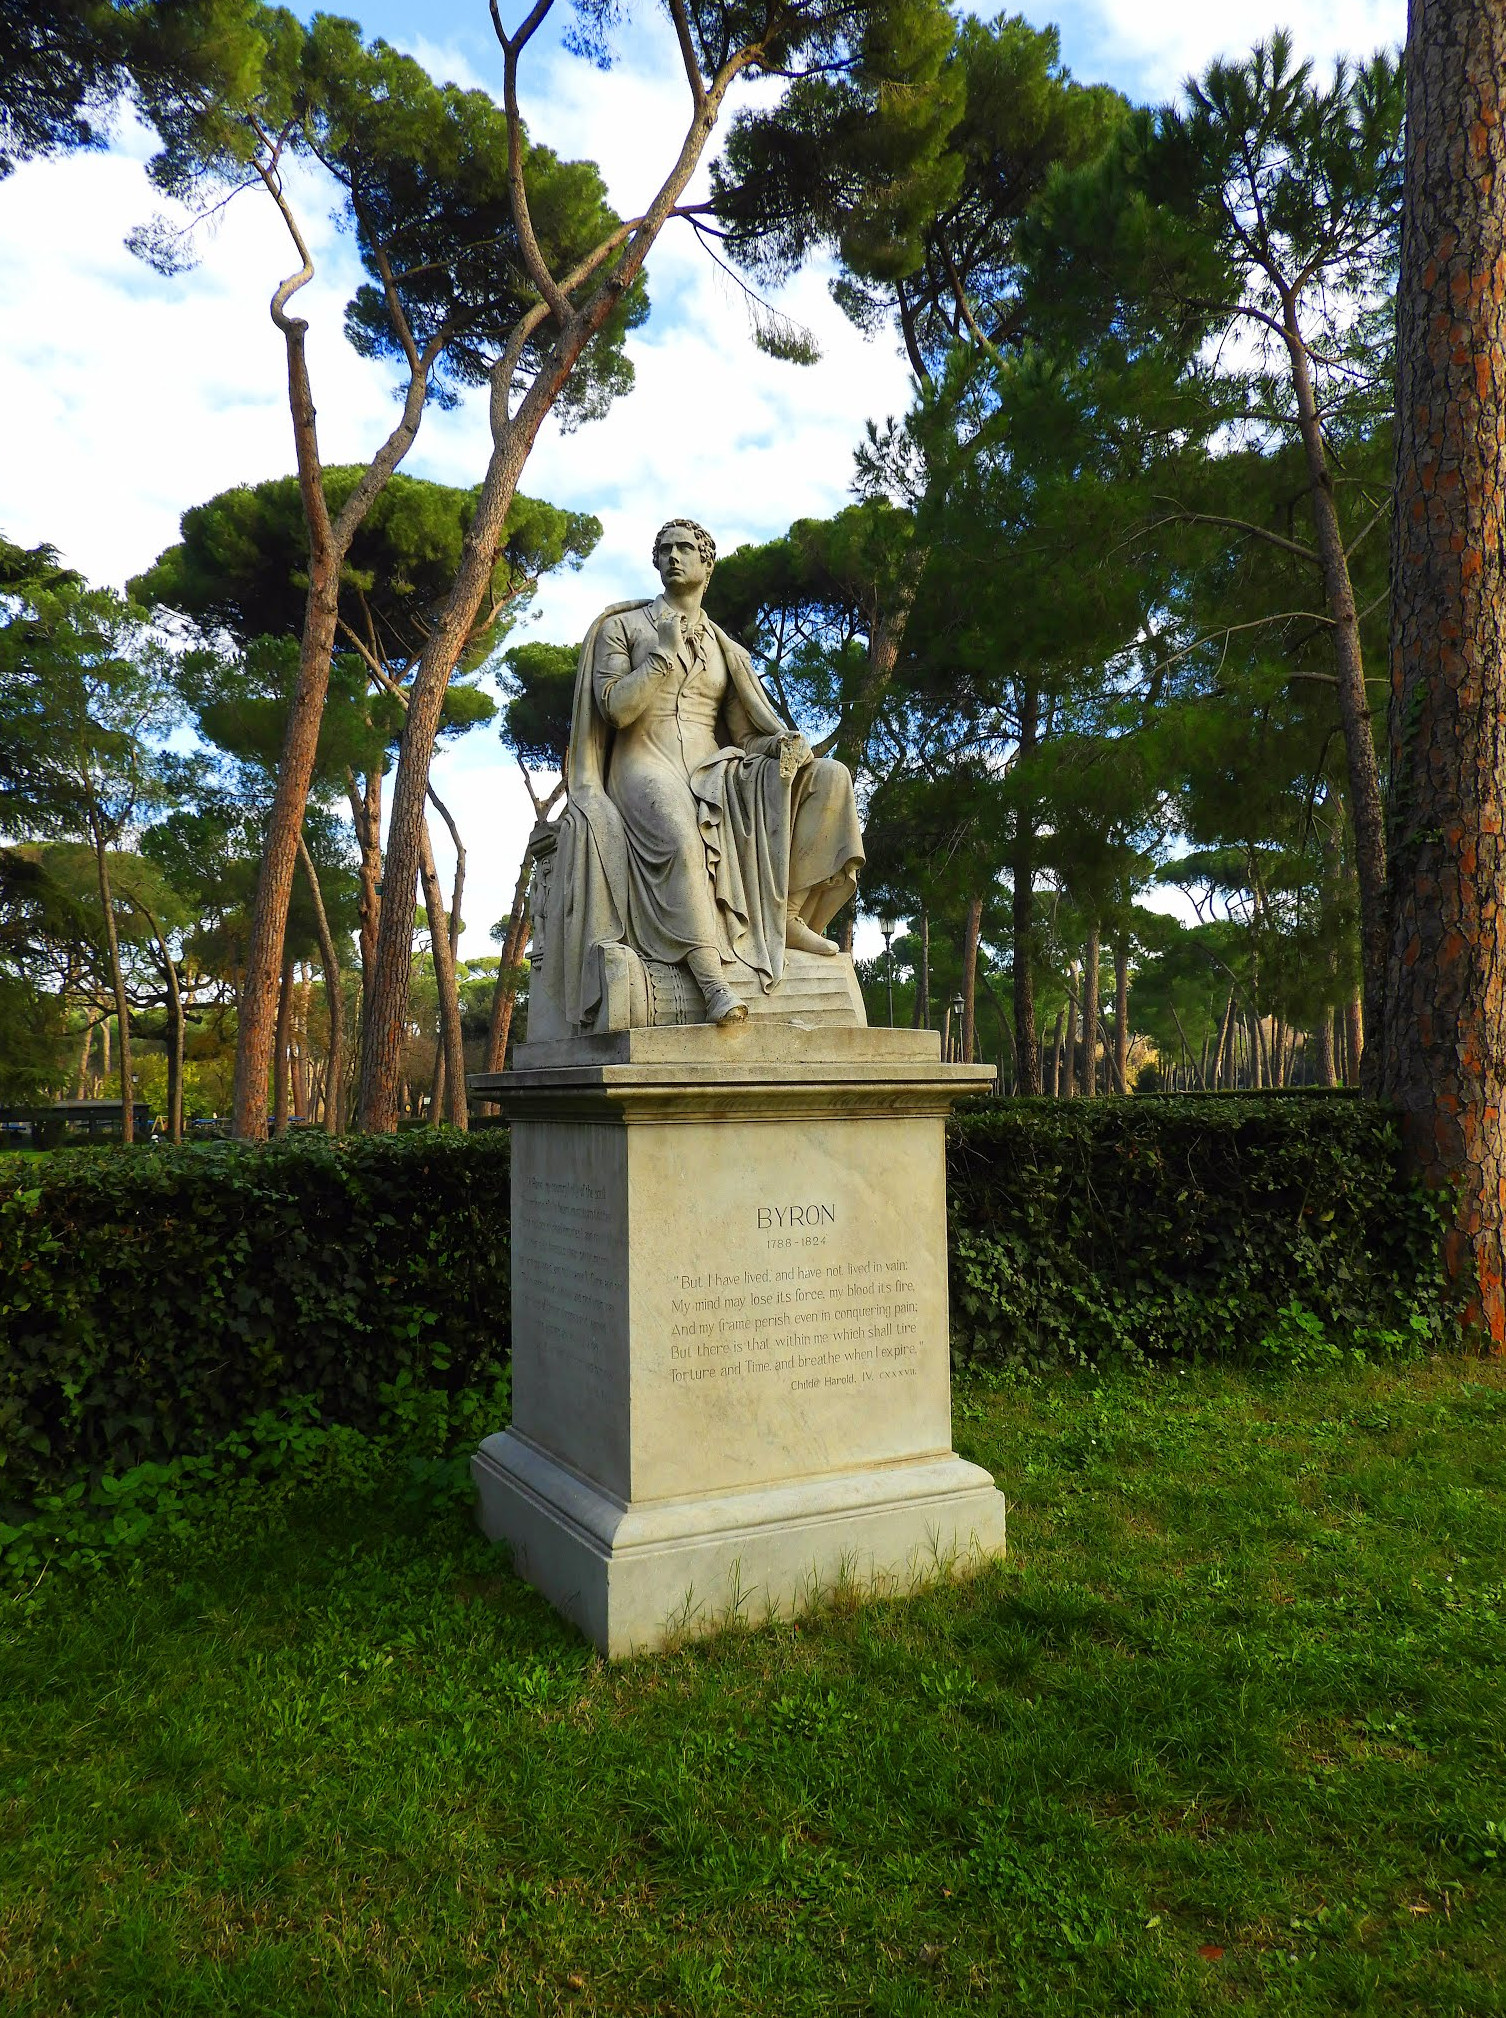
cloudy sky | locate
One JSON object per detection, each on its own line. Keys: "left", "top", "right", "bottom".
{"left": 0, "top": 0, "right": 1403, "bottom": 957}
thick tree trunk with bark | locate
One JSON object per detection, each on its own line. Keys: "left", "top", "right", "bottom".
{"left": 1011, "top": 690, "right": 1041, "bottom": 1093}
{"left": 74, "top": 1018, "right": 95, "bottom": 1100}
{"left": 88, "top": 815, "right": 133, "bottom": 1144}
{"left": 1382, "top": 0, "right": 1506, "bottom": 1342}
{"left": 914, "top": 910, "right": 931, "bottom": 1031}
{"left": 1315, "top": 1010, "right": 1337, "bottom": 1087}
{"left": 298, "top": 833, "right": 344, "bottom": 1135}
{"left": 1082, "top": 925, "right": 1100, "bottom": 1098}
{"left": 139, "top": 904, "right": 184, "bottom": 1142}
{"left": 347, "top": 767, "right": 383, "bottom": 1008}
{"left": 1112, "top": 939, "right": 1130, "bottom": 1094}
{"left": 232, "top": 323, "right": 345, "bottom": 1140}
{"left": 485, "top": 846, "right": 535, "bottom": 1075}
{"left": 424, "top": 788, "right": 468, "bottom": 1127}
{"left": 273, "top": 957, "right": 294, "bottom": 1136}
{"left": 419, "top": 820, "right": 468, "bottom": 1130}
{"left": 960, "top": 894, "right": 983, "bottom": 1064}
{"left": 1283, "top": 302, "right": 1389, "bottom": 1066}
{"left": 1345, "top": 993, "right": 1364, "bottom": 1088}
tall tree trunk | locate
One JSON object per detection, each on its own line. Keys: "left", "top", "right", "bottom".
{"left": 273, "top": 958, "right": 294, "bottom": 1137}
{"left": 1063, "top": 961, "right": 1079, "bottom": 1098}
{"left": 138, "top": 904, "right": 184, "bottom": 1143}
{"left": 485, "top": 842, "right": 536, "bottom": 1075}
{"left": 419, "top": 820, "right": 468, "bottom": 1130}
{"left": 230, "top": 329, "right": 346, "bottom": 1143}
{"left": 88, "top": 814, "right": 133, "bottom": 1144}
{"left": 1082, "top": 925, "right": 1100, "bottom": 1098}
{"left": 1011, "top": 687, "right": 1041, "bottom": 1093}
{"left": 232, "top": 212, "right": 435, "bottom": 1143}
{"left": 292, "top": 967, "right": 311, "bottom": 1118}
{"left": 960, "top": 894, "right": 983, "bottom": 1064}
{"left": 1283, "top": 297, "right": 1388, "bottom": 1065}
{"left": 1382, "top": 0, "right": 1506, "bottom": 1340}
{"left": 1315, "top": 1010, "right": 1337, "bottom": 1088}
{"left": 298, "top": 832, "right": 344, "bottom": 1136}
{"left": 1113, "top": 939, "right": 1130, "bottom": 1094}
{"left": 347, "top": 767, "right": 383, "bottom": 1010}
{"left": 355, "top": 63, "right": 741, "bottom": 1135}
{"left": 424, "top": 787, "right": 468, "bottom": 1128}
{"left": 1047, "top": 1007, "right": 1064, "bottom": 1098}
{"left": 74, "top": 1019, "right": 92, "bottom": 1101}
{"left": 1345, "top": 994, "right": 1364, "bottom": 1089}
{"left": 100, "top": 1012, "right": 110, "bottom": 1094}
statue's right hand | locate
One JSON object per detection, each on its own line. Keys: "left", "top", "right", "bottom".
{"left": 654, "top": 609, "right": 683, "bottom": 656}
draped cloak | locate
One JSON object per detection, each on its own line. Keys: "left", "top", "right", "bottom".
{"left": 539, "top": 599, "right": 862, "bottom": 1031}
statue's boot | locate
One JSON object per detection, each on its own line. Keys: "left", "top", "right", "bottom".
{"left": 687, "top": 948, "right": 748, "bottom": 1025}
{"left": 785, "top": 913, "right": 839, "bottom": 957}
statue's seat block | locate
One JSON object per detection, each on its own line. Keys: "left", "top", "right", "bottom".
{"left": 469, "top": 1029, "right": 1006, "bottom": 1657}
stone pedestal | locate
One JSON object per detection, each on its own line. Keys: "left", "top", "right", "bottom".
{"left": 469, "top": 1025, "right": 1004, "bottom": 1658}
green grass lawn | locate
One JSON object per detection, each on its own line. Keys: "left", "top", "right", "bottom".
{"left": 4, "top": 1359, "right": 1506, "bottom": 2016}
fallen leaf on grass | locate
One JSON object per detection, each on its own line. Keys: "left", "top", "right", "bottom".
{"left": 1198, "top": 1944, "right": 1225, "bottom": 1961}
{"left": 566, "top": 1975, "right": 586, "bottom": 1991}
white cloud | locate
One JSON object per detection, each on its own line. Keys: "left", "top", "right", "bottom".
{"left": 1027, "top": 0, "right": 1405, "bottom": 100}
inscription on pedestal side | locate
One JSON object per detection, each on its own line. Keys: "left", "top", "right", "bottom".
{"left": 665, "top": 1247, "right": 921, "bottom": 1393}
{"left": 516, "top": 1172, "right": 619, "bottom": 1400}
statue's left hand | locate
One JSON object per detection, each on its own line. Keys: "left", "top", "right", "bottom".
{"left": 778, "top": 732, "right": 812, "bottom": 779}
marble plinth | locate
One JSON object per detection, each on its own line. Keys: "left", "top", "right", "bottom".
{"left": 469, "top": 1027, "right": 1004, "bottom": 1658}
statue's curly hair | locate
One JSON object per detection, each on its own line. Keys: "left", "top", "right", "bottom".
{"left": 652, "top": 518, "right": 716, "bottom": 571}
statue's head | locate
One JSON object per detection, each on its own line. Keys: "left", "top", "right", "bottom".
{"left": 652, "top": 518, "right": 716, "bottom": 592}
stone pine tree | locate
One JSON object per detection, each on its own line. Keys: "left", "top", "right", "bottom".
{"left": 1028, "top": 35, "right": 1404, "bottom": 1067}
{"left": 1382, "top": 0, "right": 1506, "bottom": 1343}
{"left": 354, "top": 0, "right": 964, "bottom": 1132}
{"left": 0, "top": 0, "right": 260, "bottom": 179}
{"left": 129, "top": 9, "right": 639, "bottom": 1138}
{"left": 136, "top": 469, "right": 597, "bottom": 1114}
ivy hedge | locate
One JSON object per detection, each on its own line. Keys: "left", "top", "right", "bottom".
{"left": 946, "top": 1096, "right": 1455, "bottom": 1372}
{"left": 0, "top": 1099, "right": 1454, "bottom": 1511}
{"left": 2, "top": 1133, "right": 510, "bottom": 1505}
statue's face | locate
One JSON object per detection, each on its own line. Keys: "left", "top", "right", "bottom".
{"left": 655, "top": 525, "right": 709, "bottom": 594}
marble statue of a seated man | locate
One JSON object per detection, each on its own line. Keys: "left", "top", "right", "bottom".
{"left": 535, "top": 517, "right": 864, "bottom": 1030}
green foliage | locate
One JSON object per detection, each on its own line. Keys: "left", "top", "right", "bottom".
{"left": 499, "top": 637, "right": 579, "bottom": 773}
{"left": 947, "top": 1097, "right": 1456, "bottom": 1372}
{"left": 0, "top": 1132, "right": 510, "bottom": 1503}
{"left": 716, "top": 11, "right": 1123, "bottom": 375}
{"left": 0, "top": 0, "right": 263, "bottom": 179}
{"left": 130, "top": 9, "right": 647, "bottom": 425}
{"left": 133, "top": 470, "right": 599, "bottom": 674}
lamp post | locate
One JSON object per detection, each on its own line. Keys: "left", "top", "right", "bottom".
{"left": 879, "top": 914, "right": 897, "bottom": 1027}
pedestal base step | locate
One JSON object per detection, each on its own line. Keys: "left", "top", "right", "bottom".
{"left": 473, "top": 1430, "right": 1007, "bottom": 1659}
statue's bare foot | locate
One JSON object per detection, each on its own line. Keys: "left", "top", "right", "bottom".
{"left": 785, "top": 915, "right": 839, "bottom": 957}
{"left": 703, "top": 985, "right": 748, "bottom": 1025}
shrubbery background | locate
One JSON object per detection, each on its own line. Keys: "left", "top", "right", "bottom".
{"left": 2, "top": 1132, "right": 511, "bottom": 1504}
{"left": 947, "top": 1096, "right": 1456, "bottom": 1373}
{"left": 1, "top": 1097, "right": 1457, "bottom": 1575}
